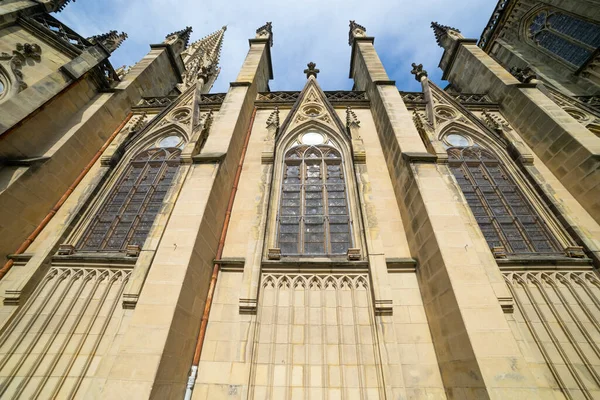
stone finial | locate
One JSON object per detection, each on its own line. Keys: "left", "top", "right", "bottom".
{"left": 266, "top": 107, "right": 280, "bottom": 129}
{"left": 304, "top": 62, "right": 320, "bottom": 79}
{"left": 348, "top": 20, "right": 367, "bottom": 45}
{"left": 256, "top": 21, "right": 273, "bottom": 47}
{"left": 431, "top": 21, "right": 463, "bottom": 49}
{"left": 510, "top": 65, "right": 538, "bottom": 84}
{"left": 165, "top": 26, "right": 193, "bottom": 47}
{"left": 346, "top": 106, "right": 360, "bottom": 128}
{"left": 115, "top": 64, "right": 131, "bottom": 79}
{"left": 88, "top": 30, "right": 128, "bottom": 53}
{"left": 410, "top": 63, "right": 428, "bottom": 82}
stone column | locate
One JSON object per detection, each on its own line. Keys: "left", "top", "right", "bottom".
{"left": 432, "top": 22, "right": 600, "bottom": 225}
{"left": 350, "top": 21, "right": 542, "bottom": 398}
{"left": 93, "top": 23, "right": 272, "bottom": 399}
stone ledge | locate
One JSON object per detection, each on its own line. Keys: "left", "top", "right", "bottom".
{"left": 386, "top": 257, "right": 417, "bottom": 272}
{"left": 192, "top": 152, "right": 226, "bottom": 163}
{"left": 402, "top": 152, "right": 437, "bottom": 163}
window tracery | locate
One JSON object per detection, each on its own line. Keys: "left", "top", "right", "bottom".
{"left": 278, "top": 142, "right": 352, "bottom": 256}
{"left": 448, "top": 146, "right": 562, "bottom": 256}
{"left": 78, "top": 147, "right": 180, "bottom": 252}
{"left": 528, "top": 9, "right": 600, "bottom": 67}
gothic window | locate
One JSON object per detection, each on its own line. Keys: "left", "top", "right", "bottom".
{"left": 528, "top": 9, "right": 600, "bottom": 67}
{"left": 78, "top": 147, "right": 180, "bottom": 252}
{"left": 278, "top": 144, "right": 352, "bottom": 256}
{"left": 448, "top": 146, "right": 562, "bottom": 256}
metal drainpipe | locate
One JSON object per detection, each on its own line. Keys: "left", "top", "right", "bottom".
{"left": 184, "top": 107, "right": 257, "bottom": 399}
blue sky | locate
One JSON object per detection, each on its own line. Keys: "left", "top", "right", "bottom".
{"left": 59, "top": 0, "right": 497, "bottom": 93}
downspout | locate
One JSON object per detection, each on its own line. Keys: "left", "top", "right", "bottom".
{"left": 184, "top": 107, "right": 257, "bottom": 400}
{"left": 0, "top": 113, "right": 133, "bottom": 280}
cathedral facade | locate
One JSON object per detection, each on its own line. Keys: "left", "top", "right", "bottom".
{"left": 0, "top": 0, "right": 599, "bottom": 398}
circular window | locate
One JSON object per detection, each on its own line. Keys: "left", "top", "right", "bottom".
{"left": 158, "top": 135, "right": 182, "bottom": 148}
{"left": 171, "top": 108, "right": 191, "bottom": 122}
{"left": 302, "top": 105, "right": 323, "bottom": 117}
{"left": 445, "top": 133, "right": 470, "bottom": 147}
{"left": 435, "top": 106, "right": 456, "bottom": 120}
{"left": 301, "top": 132, "right": 325, "bottom": 145}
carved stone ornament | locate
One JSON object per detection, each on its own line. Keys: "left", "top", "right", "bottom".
{"left": 492, "top": 246, "right": 507, "bottom": 259}
{"left": 348, "top": 20, "right": 367, "bottom": 45}
{"left": 126, "top": 244, "right": 141, "bottom": 257}
{"left": 564, "top": 246, "right": 586, "bottom": 258}
{"left": 268, "top": 248, "right": 281, "bottom": 260}
{"left": 347, "top": 248, "right": 361, "bottom": 261}
{"left": 510, "top": 66, "right": 538, "bottom": 84}
{"left": 57, "top": 244, "right": 76, "bottom": 255}
{"left": 304, "top": 62, "right": 320, "bottom": 79}
{"left": 256, "top": 22, "right": 273, "bottom": 47}
{"left": 410, "top": 62, "right": 428, "bottom": 82}
{"left": 0, "top": 42, "right": 43, "bottom": 98}
{"left": 346, "top": 106, "right": 360, "bottom": 128}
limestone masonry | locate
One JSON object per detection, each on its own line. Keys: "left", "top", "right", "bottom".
{"left": 0, "top": 0, "right": 599, "bottom": 399}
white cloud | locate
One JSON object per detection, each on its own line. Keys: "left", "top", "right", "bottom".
{"left": 59, "top": 0, "right": 497, "bottom": 93}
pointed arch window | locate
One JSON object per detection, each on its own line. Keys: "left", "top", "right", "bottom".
{"left": 528, "top": 9, "right": 600, "bottom": 67}
{"left": 78, "top": 147, "right": 180, "bottom": 252}
{"left": 448, "top": 146, "right": 562, "bottom": 256}
{"left": 278, "top": 144, "right": 352, "bottom": 256}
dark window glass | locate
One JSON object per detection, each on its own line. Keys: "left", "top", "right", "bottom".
{"left": 529, "top": 10, "right": 600, "bottom": 67}
{"left": 78, "top": 147, "right": 180, "bottom": 252}
{"left": 278, "top": 145, "right": 351, "bottom": 256}
{"left": 448, "top": 147, "right": 561, "bottom": 256}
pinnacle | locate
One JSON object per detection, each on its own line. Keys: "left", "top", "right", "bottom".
{"left": 52, "top": 0, "right": 76, "bottom": 12}
{"left": 431, "top": 21, "right": 461, "bottom": 46}
{"left": 88, "top": 30, "right": 128, "bottom": 53}
{"left": 348, "top": 20, "right": 367, "bottom": 45}
{"left": 179, "top": 26, "right": 227, "bottom": 90}
{"left": 166, "top": 26, "right": 193, "bottom": 47}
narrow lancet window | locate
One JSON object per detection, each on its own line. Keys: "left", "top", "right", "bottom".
{"left": 279, "top": 144, "right": 351, "bottom": 256}
{"left": 448, "top": 146, "right": 561, "bottom": 256}
{"left": 78, "top": 147, "right": 180, "bottom": 251}
{"left": 529, "top": 10, "right": 600, "bottom": 67}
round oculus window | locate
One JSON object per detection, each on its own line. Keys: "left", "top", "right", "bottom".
{"left": 158, "top": 135, "right": 182, "bottom": 148}
{"left": 301, "top": 132, "right": 325, "bottom": 145}
{"left": 445, "top": 134, "right": 470, "bottom": 147}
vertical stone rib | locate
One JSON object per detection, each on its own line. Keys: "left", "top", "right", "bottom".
{"left": 0, "top": 268, "right": 59, "bottom": 349}
{"left": 0, "top": 269, "right": 77, "bottom": 397}
{"left": 505, "top": 274, "right": 572, "bottom": 399}
{"left": 547, "top": 274, "right": 600, "bottom": 359}
{"left": 267, "top": 278, "right": 279, "bottom": 398}
{"left": 48, "top": 270, "right": 121, "bottom": 398}
{"left": 532, "top": 274, "right": 600, "bottom": 388}
{"left": 12, "top": 269, "right": 94, "bottom": 398}
{"left": 515, "top": 274, "right": 591, "bottom": 399}
{"left": 67, "top": 271, "right": 128, "bottom": 398}
{"left": 349, "top": 277, "right": 366, "bottom": 397}
{"left": 31, "top": 270, "right": 108, "bottom": 399}
{"left": 558, "top": 273, "right": 600, "bottom": 335}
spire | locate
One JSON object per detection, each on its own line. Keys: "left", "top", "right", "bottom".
{"left": 431, "top": 21, "right": 464, "bottom": 50}
{"left": 178, "top": 25, "right": 227, "bottom": 91}
{"left": 87, "top": 30, "right": 128, "bottom": 53}
{"left": 165, "top": 26, "right": 193, "bottom": 48}
{"left": 348, "top": 20, "right": 367, "bottom": 45}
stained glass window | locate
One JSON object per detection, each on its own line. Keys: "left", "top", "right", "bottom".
{"left": 448, "top": 146, "right": 561, "bottom": 256}
{"left": 78, "top": 147, "right": 180, "bottom": 252}
{"left": 279, "top": 144, "right": 351, "bottom": 256}
{"left": 529, "top": 10, "right": 600, "bottom": 67}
